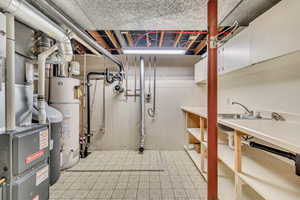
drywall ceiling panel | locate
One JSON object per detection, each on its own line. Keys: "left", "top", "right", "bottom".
{"left": 51, "top": 0, "right": 241, "bottom": 30}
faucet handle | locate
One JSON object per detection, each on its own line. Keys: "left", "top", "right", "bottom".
{"left": 271, "top": 112, "right": 285, "bottom": 121}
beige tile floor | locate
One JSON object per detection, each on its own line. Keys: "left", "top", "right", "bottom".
{"left": 50, "top": 151, "right": 207, "bottom": 200}
{"left": 69, "top": 150, "right": 164, "bottom": 171}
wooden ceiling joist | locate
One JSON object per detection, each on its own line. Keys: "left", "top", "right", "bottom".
{"left": 186, "top": 33, "right": 200, "bottom": 50}
{"left": 125, "top": 32, "right": 134, "bottom": 47}
{"left": 146, "top": 33, "right": 151, "bottom": 47}
{"left": 105, "top": 30, "right": 120, "bottom": 49}
{"left": 173, "top": 31, "right": 183, "bottom": 47}
{"left": 87, "top": 30, "right": 110, "bottom": 49}
{"left": 193, "top": 27, "right": 223, "bottom": 55}
{"left": 194, "top": 35, "right": 208, "bottom": 55}
{"left": 159, "top": 32, "right": 165, "bottom": 48}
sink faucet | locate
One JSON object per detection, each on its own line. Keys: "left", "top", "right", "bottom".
{"left": 232, "top": 101, "right": 254, "bottom": 116}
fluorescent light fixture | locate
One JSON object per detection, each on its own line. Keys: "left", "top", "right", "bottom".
{"left": 123, "top": 48, "right": 186, "bottom": 55}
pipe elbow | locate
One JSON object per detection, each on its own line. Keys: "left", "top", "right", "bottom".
{"left": 58, "top": 38, "right": 73, "bottom": 62}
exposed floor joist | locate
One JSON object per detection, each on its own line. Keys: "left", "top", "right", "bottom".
{"left": 146, "top": 33, "right": 151, "bottom": 47}
{"left": 125, "top": 32, "right": 134, "bottom": 47}
{"left": 159, "top": 32, "right": 165, "bottom": 48}
{"left": 105, "top": 30, "right": 121, "bottom": 50}
{"left": 87, "top": 30, "right": 110, "bottom": 50}
{"left": 186, "top": 33, "right": 200, "bottom": 50}
{"left": 194, "top": 36, "right": 207, "bottom": 55}
{"left": 173, "top": 31, "right": 183, "bottom": 47}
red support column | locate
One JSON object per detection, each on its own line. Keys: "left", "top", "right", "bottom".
{"left": 207, "top": 0, "right": 218, "bottom": 200}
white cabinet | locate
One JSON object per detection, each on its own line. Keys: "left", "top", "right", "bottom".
{"left": 194, "top": 61, "right": 201, "bottom": 83}
{"left": 194, "top": 56, "right": 207, "bottom": 83}
{"left": 222, "top": 28, "right": 251, "bottom": 73}
{"left": 250, "top": 0, "right": 300, "bottom": 64}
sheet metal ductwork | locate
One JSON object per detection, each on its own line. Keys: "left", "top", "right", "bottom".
{"left": 27, "top": 0, "right": 124, "bottom": 74}
{"left": 0, "top": 0, "right": 75, "bottom": 124}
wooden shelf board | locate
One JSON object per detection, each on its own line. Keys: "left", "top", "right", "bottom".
{"left": 217, "top": 143, "right": 300, "bottom": 200}
{"left": 184, "top": 145, "right": 263, "bottom": 200}
{"left": 187, "top": 128, "right": 202, "bottom": 142}
{"left": 184, "top": 145, "right": 207, "bottom": 181}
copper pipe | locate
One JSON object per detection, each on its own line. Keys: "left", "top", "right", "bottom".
{"left": 207, "top": 0, "right": 218, "bottom": 200}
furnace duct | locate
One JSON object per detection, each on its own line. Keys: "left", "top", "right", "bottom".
{"left": 0, "top": 0, "right": 75, "bottom": 124}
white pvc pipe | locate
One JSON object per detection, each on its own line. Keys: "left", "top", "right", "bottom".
{"left": 5, "top": 14, "right": 15, "bottom": 131}
{"left": 37, "top": 44, "right": 58, "bottom": 124}
{"left": 0, "top": 0, "right": 73, "bottom": 60}
{"left": 0, "top": 0, "right": 75, "bottom": 124}
{"left": 0, "top": 0, "right": 68, "bottom": 42}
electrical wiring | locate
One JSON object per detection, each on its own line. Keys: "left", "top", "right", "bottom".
{"left": 217, "top": 20, "right": 239, "bottom": 38}
{"left": 133, "top": 26, "right": 238, "bottom": 47}
{"left": 134, "top": 31, "right": 208, "bottom": 46}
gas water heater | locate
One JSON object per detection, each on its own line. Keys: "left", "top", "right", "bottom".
{"left": 49, "top": 77, "right": 80, "bottom": 169}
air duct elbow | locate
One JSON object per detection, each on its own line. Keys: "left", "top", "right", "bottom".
{"left": 58, "top": 38, "right": 73, "bottom": 62}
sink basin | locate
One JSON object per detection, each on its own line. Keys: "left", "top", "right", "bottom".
{"left": 218, "top": 113, "right": 271, "bottom": 120}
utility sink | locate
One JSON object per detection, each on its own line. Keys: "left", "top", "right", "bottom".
{"left": 218, "top": 113, "right": 271, "bottom": 120}
{"left": 217, "top": 113, "right": 271, "bottom": 132}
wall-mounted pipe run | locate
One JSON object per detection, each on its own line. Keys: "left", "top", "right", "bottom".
{"left": 147, "top": 56, "right": 157, "bottom": 118}
{"left": 86, "top": 72, "right": 105, "bottom": 145}
{"left": 139, "top": 57, "right": 145, "bottom": 153}
{"left": 85, "top": 71, "right": 119, "bottom": 157}
{"left": 5, "top": 14, "right": 15, "bottom": 131}
{"left": 29, "top": 0, "right": 124, "bottom": 74}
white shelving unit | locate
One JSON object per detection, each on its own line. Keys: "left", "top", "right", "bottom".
{"left": 183, "top": 108, "right": 300, "bottom": 200}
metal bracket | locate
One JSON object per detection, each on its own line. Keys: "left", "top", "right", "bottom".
{"left": 209, "top": 36, "right": 218, "bottom": 49}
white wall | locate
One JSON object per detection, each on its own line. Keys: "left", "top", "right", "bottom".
{"left": 199, "top": 50, "right": 300, "bottom": 115}
{"left": 86, "top": 56, "right": 201, "bottom": 150}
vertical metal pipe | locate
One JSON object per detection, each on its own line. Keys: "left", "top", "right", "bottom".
{"left": 134, "top": 56, "right": 137, "bottom": 102}
{"left": 152, "top": 56, "right": 157, "bottom": 115}
{"left": 5, "top": 14, "right": 15, "bottom": 131}
{"left": 139, "top": 57, "right": 145, "bottom": 153}
{"left": 101, "top": 79, "right": 106, "bottom": 133}
{"left": 207, "top": 0, "right": 218, "bottom": 199}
